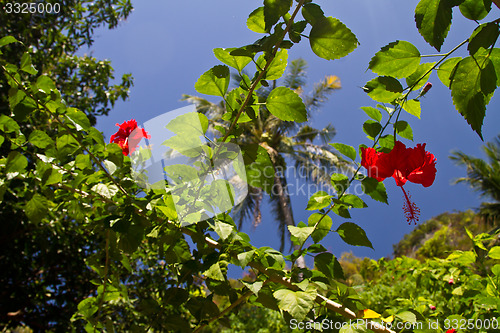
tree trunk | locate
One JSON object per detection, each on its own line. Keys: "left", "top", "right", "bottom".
{"left": 273, "top": 174, "right": 306, "bottom": 269}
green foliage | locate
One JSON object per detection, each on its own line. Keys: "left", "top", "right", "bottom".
{"left": 369, "top": 40, "right": 421, "bottom": 78}
{"left": 309, "top": 17, "right": 359, "bottom": 60}
{"left": 266, "top": 87, "right": 307, "bottom": 122}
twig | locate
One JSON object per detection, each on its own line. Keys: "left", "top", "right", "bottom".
{"left": 192, "top": 289, "right": 255, "bottom": 333}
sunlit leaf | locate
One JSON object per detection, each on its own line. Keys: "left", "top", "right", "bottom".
{"left": 336, "top": 222, "right": 373, "bottom": 249}
{"left": 360, "top": 106, "right": 382, "bottom": 123}
{"left": 406, "top": 62, "right": 435, "bottom": 90}
{"left": 195, "top": 65, "right": 230, "bottom": 97}
{"left": 309, "top": 16, "right": 358, "bottom": 60}
{"left": 369, "top": 40, "right": 421, "bottom": 78}
{"left": 415, "top": 0, "right": 453, "bottom": 51}
{"left": 306, "top": 191, "right": 332, "bottom": 210}
{"left": 459, "top": 0, "right": 491, "bottom": 20}
{"left": 394, "top": 120, "right": 413, "bottom": 140}
{"left": 308, "top": 213, "right": 333, "bottom": 243}
{"left": 273, "top": 288, "right": 316, "bottom": 321}
{"left": 437, "top": 57, "right": 461, "bottom": 87}
{"left": 266, "top": 87, "right": 307, "bottom": 122}
{"left": 363, "top": 76, "right": 403, "bottom": 103}
{"left": 450, "top": 56, "right": 496, "bottom": 139}
{"left": 213, "top": 48, "right": 252, "bottom": 72}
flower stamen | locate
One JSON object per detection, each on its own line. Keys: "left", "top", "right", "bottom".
{"left": 401, "top": 186, "right": 420, "bottom": 225}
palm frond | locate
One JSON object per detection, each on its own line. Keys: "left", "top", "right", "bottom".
{"left": 304, "top": 75, "right": 341, "bottom": 116}
{"left": 283, "top": 58, "right": 308, "bottom": 91}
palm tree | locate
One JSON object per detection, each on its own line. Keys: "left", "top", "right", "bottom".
{"left": 451, "top": 135, "right": 500, "bottom": 224}
{"left": 183, "top": 59, "right": 352, "bottom": 266}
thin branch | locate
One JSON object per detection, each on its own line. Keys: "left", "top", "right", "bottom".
{"left": 192, "top": 289, "right": 255, "bottom": 333}
{"left": 220, "top": 0, "right": 306, "bottom": 143}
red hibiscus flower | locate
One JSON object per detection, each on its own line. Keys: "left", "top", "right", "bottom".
{"left": 361, "top": 141, "right": 436, "bottom": 224}
{"left": 110, "top": 119, "right": 151, "bottom": 155}
{"left": 446, "top": 329, "right": 456, "bottom": 333}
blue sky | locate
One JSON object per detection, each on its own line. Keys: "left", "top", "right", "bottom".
{"left": 85, "top": 0, "right": 500, "bottom": 267}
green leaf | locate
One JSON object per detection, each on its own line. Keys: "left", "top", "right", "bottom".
{"left": 42, "top": 168, "right": 63, "bottom": 186}
{"left": 468, "top": 22, "right": 499, "bottom": 56}
{"left": 302, "top": 3, "right": 325, "bottom": 25}
{"left": 363, "top": 120, "right": 382, "bottom": 139}
{"left": 330, "top": 143, "right": 356, "bottom": 161}
{"left": 340, "top": 324, "right": 372, "bottom": 333}
{"left": 243, "top": 144, "right": 275, "bottom": 194}
{"left": 266, "top": 87, "right": 307, "bottom": 122}
{"left": 213, "top": 48, "right": 252, "bottom": 72}
{"left": 415, "top": 0, "right": 453, "bottom": 51}
{"left": 396, "top": 311, "right": 417, "bottom": 323}
{"left": 379, "top": 134, "right": 395, "bottom": 151}
{"left": 369, "top": 40, "right": 421, "bottom": 78}
{"left": 362, "top": 177, "right": 388, "bottom": 204}
{"left": 360, "top": 106, "right": 382, "bottom": 122}
{"left": 264, "top": 0, "right": 292, "bottom": 31}
{"left": 406, "top": 62, "right": 435, "bottom": 90}
{"left": 437, "top": 57, "right": 461, "bottom": 87}
{"left": 203, "top": 262, "right": 225, "bottom": 281}
{"left": 288, "top": 225, "right": 315, "bottom": 245}
{"left": 247, "top": 7, "right": 268, "bottom": 33}
{"left": 394, "top": 120, "right": 413, "bottom": 140}
{"left": 91, "top": 183, "right": 119, "bottom": 199}
{"left": 308, "top": 213, "right": 333, "bottom": 243}
{"left": 103, "top": 160, "right": 117, "bottom": 175}
{"left": 77, "top": 298, "right": 98, "bottom": 319}
{"left": 67, "top": 108, "right": 91, "bottom": 131}
{"left": 29, "top": 130, "right": 54, "bottom": 149}
{"left": 450, "top": 56, "right": 496, "bottom": 139}
{"left": 242, "top": 280, "right": 264, "bottom": 295}
{"left": 5, "top": 151, "right": 27, "bottom": 174}
{"left": 336, "top": 222, "right": 373, "bottom": 249}
{"left": 256, "top": 49, "right": 288, "bottom": 80}
{"left": 306, "top": 191, "right": 332, "bottom": 210}
{"left": 402, "top": 99, "right": 421, "bottom": 118}
{"left": 273, "top": 288, "right": 316, "bottom": 321}
{"left": 195, "top": 65, "right": 230, "bottom": 97}
{"left": 363, "top": 76, "right": 403, "bottom": 103}
{"left": 446, "top": 250, "right": 477, "bottom": 264}
{"left": 341, "top": 194, "right": 367, "bottom": 209}
{"left": 489, "top": 246, "right": 500, "bottom": 259}
{"left": 333, "top": 204, "right": 351, "bottom": 219}
{"left": 214, "top": 221, "right": 234, "bottom": 241}
{"left": 20, "top": 53, "right": 38, "bottom": 75}
{"left": 0, "top": 36, "right": 19, "bottom": 48}
{"left": 459, "top": 0, "right": 491, "bottom": 20}
{"left": 25, "top": 194, "right": 49, "bottom": 223}
{"left": 314, "top": 252, "right": 344, "bottom": 280}
{"left": 237, "top": 250, "right": 255, "bottom": 267}
{"left": 35, "top": 75, "right": 57, "bottom": 95}
{"left": 0, "top": 114, "right": 20, "bottom": 133}
{"left": 309, "top": 16, "right": 358, "bottom": 60}
{"left": 56, "top": 134, "right": 80, "bottom": 156}
{"left": 330, "top": 173, "right": 349, "bottom": 194}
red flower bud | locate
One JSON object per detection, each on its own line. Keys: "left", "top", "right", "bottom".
{"left": 422, "top": 82, "right": 432, "bottom": 94}
{"left": 429, "top": 304, "right": 436, "bottom": 311}
{"left": 448, "top": 277, "right": 454, "bottom": 285}
{"left": 446, "top": 329, "right": 456, "bottom": 333}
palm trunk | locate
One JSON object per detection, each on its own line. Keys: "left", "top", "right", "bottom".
{"left": 262, "top": 142, "right": 306, "bottom": 270}
{"left": 273, "top": 173, "right": 306, "bottom": 269}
